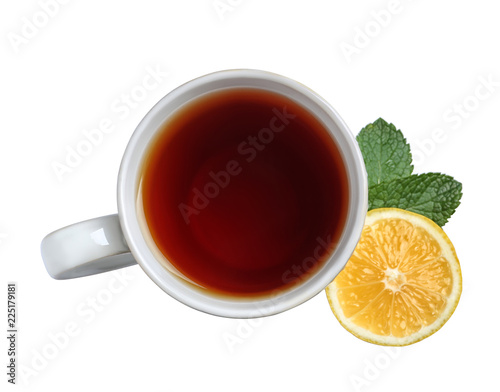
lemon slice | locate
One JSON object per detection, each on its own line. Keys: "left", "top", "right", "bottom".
{"left": 326, "top": 208, "right": 462, "bottom": 346}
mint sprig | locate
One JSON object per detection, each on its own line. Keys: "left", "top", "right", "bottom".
{"left": 358, "top": 119, "right": 462, "bottom": 226}
{"left": 357, "top": 118, "right": 413, "bottom": 187}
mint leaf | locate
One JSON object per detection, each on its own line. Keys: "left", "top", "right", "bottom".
{"left": 357, "top": 118, "right": 413, "bottom": 187}
{"left": 368, "top": 173, "right": 463, "bottom": 226}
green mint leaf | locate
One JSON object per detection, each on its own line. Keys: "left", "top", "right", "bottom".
{"left": 357, "top": 118, "right": 414, "bottom": 187}
{"left": 368, "top": 173, "right": 463, "bottom": 226}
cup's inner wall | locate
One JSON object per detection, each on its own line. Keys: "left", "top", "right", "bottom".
{"left": 136, "top": 87, "right": 350, "bottom": 299}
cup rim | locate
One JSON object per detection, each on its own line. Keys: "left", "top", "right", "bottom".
{"left": 117, "top": 69, "right": 367, "bottom": 318}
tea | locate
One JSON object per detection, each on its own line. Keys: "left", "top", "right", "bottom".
{"left": 139, "top": 88, "right": 348, "bottom": 297}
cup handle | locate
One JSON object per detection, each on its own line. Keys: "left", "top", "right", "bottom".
{"left": 41, "top": 214, "right": 137, "bottom": 279}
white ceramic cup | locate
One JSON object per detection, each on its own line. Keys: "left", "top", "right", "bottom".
{"left": 41, "top": 69, "right": 367, "bottom": 318}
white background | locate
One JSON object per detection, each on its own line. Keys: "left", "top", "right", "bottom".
{"left": 2, "top": 0, "right": 499, "bottom": 391}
